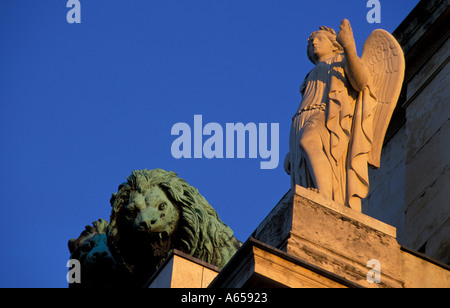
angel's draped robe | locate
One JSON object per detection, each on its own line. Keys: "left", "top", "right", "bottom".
{"left": 288, "top": 53, "right": 376, "bottom": 211}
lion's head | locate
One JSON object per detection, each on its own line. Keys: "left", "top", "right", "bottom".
{"left": 108, "top": 169, "right": 240, "bottom": 285}
{"left": 68, "top": 219, "right": 118, "bottom": 288}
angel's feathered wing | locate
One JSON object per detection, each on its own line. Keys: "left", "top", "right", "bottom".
{"left": 361, "top": 29, "right": 405, "bottom": 168}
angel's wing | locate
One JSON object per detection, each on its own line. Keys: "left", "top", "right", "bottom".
{"left": 361, "top": 29, "right": 405, "bottom": 168}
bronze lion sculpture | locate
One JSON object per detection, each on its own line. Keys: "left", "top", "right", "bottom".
{"left": 107, "top": 169, "right": 241, "bottom": 286}
{"left": 68, "top": 219, "right": 119, "bottom": 288}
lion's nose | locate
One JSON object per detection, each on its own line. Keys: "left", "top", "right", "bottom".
{"left": 93, "top": 251, "right": 108, "bottom": 260}
{"left": 139, "top": 221, "right": 150, "bottom": 231}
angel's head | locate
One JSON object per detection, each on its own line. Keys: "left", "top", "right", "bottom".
{"left": 307, "top": 26, "right": 343, "bottom": 64}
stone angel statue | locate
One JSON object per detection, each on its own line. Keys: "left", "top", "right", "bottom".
{"left": 284, "top": 19, "right": 405, "bottom": 212}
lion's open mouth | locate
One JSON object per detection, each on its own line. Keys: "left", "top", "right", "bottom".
{"left": 149, "top": 231, "right": 171, "bottom": 257}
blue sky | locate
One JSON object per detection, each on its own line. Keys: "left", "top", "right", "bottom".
{"left": 0, "top": 0, "right": 419, "bottom": 287}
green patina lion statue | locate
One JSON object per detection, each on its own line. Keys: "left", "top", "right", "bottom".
{"left": 69, "top": 169, "right": 240, "bottom": 287}
{"left": 107, "top": 169, "right": 241, "bottom": 286}
{"left": 67, "top": 168, "right": 240, "bottom": 287}
{"left": 68, "top": 219, "right": 119, "bottom": 288}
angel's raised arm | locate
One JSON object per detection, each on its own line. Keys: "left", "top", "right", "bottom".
{"left": 336, "top": 19, "right": 368, "bottom": 92}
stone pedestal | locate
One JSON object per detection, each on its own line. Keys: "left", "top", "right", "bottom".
{"left": 253, "top": 186, "right": 402, "bottom": 288}
{"left": 211, "top": 186, "right": 450, "bottom": 288}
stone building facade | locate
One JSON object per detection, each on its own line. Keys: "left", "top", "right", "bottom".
{"left": 362, "top": 0, "right": 449, "bottom": 265}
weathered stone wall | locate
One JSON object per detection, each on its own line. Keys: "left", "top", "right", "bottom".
{"left": 362, "top": 0, "right": 449, "bottom": 264}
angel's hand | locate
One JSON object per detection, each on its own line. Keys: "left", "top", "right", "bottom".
{"left": 336, "top": 19, "right": 355, "bottom": 49}
{"left": 339, "top": 19, "right": 367, "bottom": 91}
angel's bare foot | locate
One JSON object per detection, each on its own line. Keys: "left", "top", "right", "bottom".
{"left": 307, "top": 187, "right": 332, "bottom": 201}
{"left": 308, "top": 187, "right": 320, "bottom": 194}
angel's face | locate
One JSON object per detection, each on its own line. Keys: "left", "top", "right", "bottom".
{"left": 308, "top": 32, "right": 336, "bottom": 63}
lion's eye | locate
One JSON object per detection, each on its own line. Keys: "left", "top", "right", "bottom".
{"left": 125, "top": 205, "right": 136, "bottom": 217}
{"left": 81, "top": 241, "right": 92, "bottom": 252}
{"left": 158, "top": 203, "right": 166, "bottom": 211}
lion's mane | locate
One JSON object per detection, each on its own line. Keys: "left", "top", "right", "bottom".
{"left": 68, "top": 219, "right": 109, "bottom": 260}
